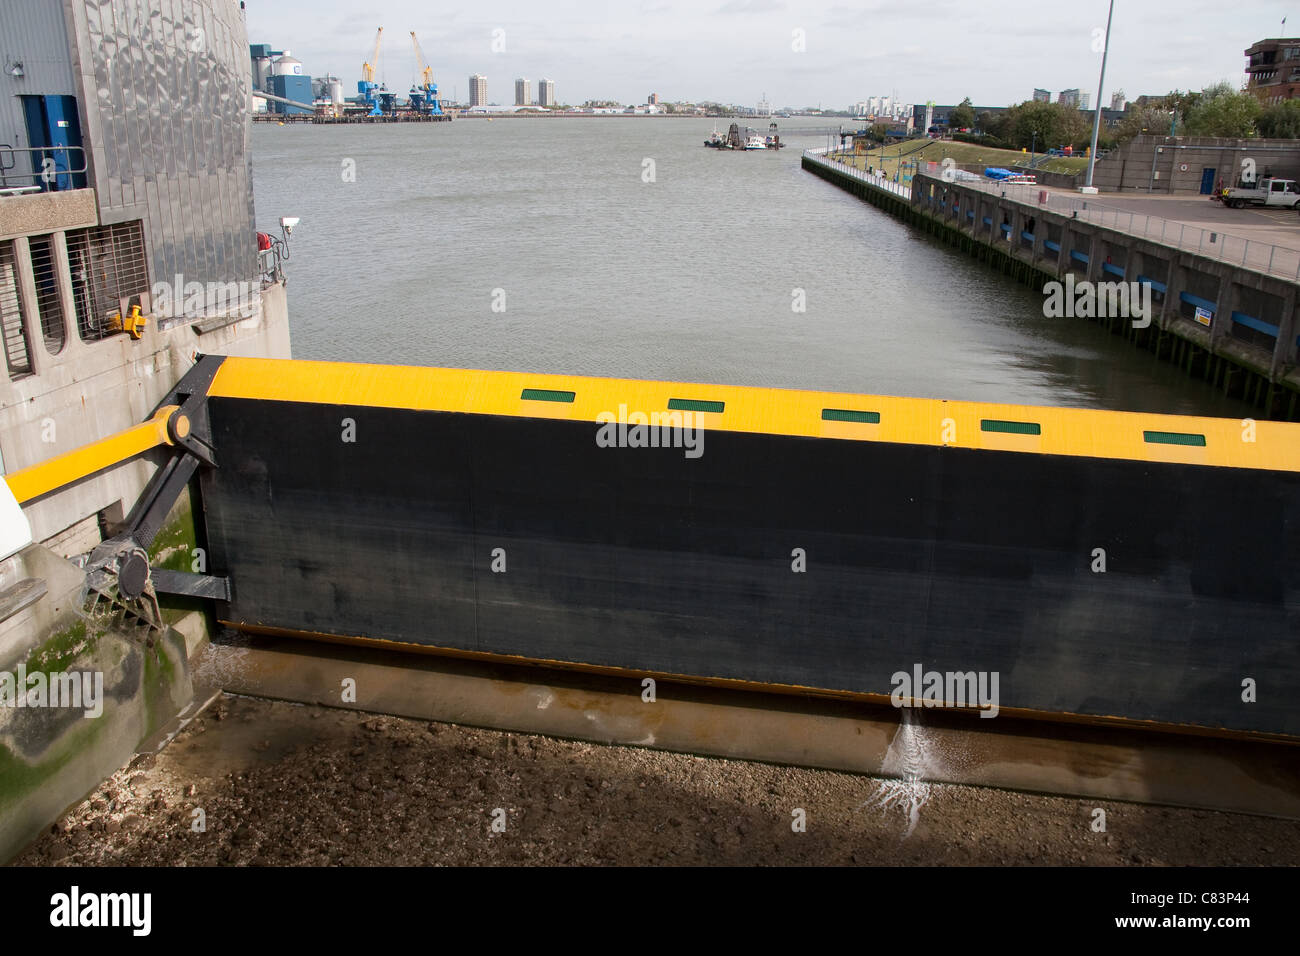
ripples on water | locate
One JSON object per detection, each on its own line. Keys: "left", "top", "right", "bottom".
{"left": 251, "top": 118, "right": 1252, "bottom": 417}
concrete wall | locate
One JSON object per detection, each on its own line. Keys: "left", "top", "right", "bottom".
{"left": 1092, "top": 134, "right": 1300, "bottom": 193}
{"left": 0, "top": 0, "right": 291, "bottom": 551}
{"left": 0, "top": 223, "right": 288, "bottom": 865}
{"left": 0, "top": 538, "right": 195, "bottom": 863}
{"left": 904, "top": 170, "right": 1300, "bottom": 369}
{"left": 0, "top": 188, "right": 95, "bottom": 238}
{"left": 0, "top": 0, "right": 288, "bottom": 864}
{"left": 802, "top": 154, "right": 1299, "bottom": 415}
{"left": 903, "top": 171, "right": 1300, "bottom": 389}
{"left": 0, "top": 270, "right": 291, "bottom": 549}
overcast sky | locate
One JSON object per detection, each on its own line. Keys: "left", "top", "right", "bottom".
{"left": 244, "top": 0, "right": 1291, "bottom": 108}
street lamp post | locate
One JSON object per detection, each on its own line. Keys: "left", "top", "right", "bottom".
{"left": 1083, "top": 0, "right": 1116, "bottom": 192}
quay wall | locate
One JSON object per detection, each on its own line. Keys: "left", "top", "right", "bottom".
{"left": 803, "top": 152, "right": 1300, "bottom": 421}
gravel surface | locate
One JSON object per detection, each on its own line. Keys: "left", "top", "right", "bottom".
{"left": 16, "top": 694, "right": 1300, "bottom": 866}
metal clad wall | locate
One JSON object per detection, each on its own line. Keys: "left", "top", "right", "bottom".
{"left": 0, "top": 0, "right": 78, "bottom": 182}
{"left": 63, "top": 0, "right": 257, "bottom": 310}
{"left": 201, "top": 398, "right": 1300, "bottom": 739}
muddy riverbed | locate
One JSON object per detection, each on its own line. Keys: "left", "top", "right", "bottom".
{"left": 16, "top": 694, "right": 1300, "bottom": 866}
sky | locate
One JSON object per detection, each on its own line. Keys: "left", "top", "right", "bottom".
{"left": 244, "top": 0, "right": 1292, "bottom": 108}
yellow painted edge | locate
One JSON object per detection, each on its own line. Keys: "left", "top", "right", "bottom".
{"left": 6, "top": 405, "right": 178, "bottom": 504}
{"left": 208, "top": 357, "right": 1300, "bottom": 473}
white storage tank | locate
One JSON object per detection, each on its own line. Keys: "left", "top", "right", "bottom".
{"left": 271, "top": 53, "right": 303, "bottom": 77}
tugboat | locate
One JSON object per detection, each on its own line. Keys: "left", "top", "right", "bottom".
{"left": 705, "top": 122, "right": 779, "bottom": 151}
{"left": 705, "top": 122, "right": 745, "bottom": 150}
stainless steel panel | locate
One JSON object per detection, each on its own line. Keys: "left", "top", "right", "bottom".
{"left": 67, "top": 0, "right": 258, "bottom": 312}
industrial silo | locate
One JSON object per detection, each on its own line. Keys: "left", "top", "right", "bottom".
{"left": 249, "top": 43, "right": 274, "bottom": 93}
{"left": 269, "top": 53, "right": 312, "bottom": 115}
{"left": 271, "top": 53, "right": 303, "bottom": 77}
{"left": 313, "top": 74, "right": 345, "bottom": 105}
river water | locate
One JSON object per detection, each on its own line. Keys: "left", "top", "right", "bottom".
{"left": 250, "top": 117, "right": 1250, "bottom": 417}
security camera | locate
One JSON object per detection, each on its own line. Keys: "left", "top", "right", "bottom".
{"left": 280, "top": 216, "right": 300, "bottom": 236}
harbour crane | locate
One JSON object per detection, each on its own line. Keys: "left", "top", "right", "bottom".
{"left": 357, "top": 26, "right": 384, "bottom": 116}
{"left": 408, "top": 31, "right": 442, "bottom": 115}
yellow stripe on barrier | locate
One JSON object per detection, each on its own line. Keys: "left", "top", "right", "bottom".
{"left": 206, "top": 357, "right": 1300, "bottom": 473}
{"left": 6, "top": 405, "right": 179, "bottom": 504}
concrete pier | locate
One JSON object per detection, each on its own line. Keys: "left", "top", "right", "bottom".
{"left": 0, "top": 0, "right": 295, "bottom": 861}
{"left": 803, "top": 150, "right": 1300, "bottom": 420}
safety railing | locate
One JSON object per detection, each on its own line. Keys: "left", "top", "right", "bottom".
{"left": 915, "top": 172, "right": 1300, "bottom": 281}
{"left": 803, "top": 148, "right": 912, "bottom": 200}
{"left": 0, "top": 145, "right": 89, "bottom": 194}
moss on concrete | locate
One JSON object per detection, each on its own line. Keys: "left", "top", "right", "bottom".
{"left": 0, "top": 715, "right": 108, "bottom": 810}
{"left": 0, "top": 622, "right": 189, "bottom": 822}
{"left": 25, "top": 619, "right": 98, "bottom": 676}
{"left": 147, "top": 493, "right": 216, "bottom": 634}
{"left": 148, "top": 496, "right": 199, "bottom": 573}
{"left": 141, "top": 631, "right": 181, "bottom": 731}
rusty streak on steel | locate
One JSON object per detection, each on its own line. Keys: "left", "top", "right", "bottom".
{"left": 196, "top": 633, "right": 1300, "bottom": 820}
{"left": 225, "top": 622, "right": 1300, "bottom": 746}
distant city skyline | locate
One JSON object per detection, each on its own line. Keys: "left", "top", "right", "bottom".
{"left": 245, "top": 0, "right": 1289, "bottom": 108}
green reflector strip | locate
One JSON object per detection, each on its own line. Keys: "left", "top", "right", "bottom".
{"left": 520, "top": 388, "right": 575, "bottom": 403}
{"left": 822, "top": 408, "right": 881, "bottom": 424}
{"left": 1144, "top": 430, "right": 1206, "bottom": 447}
{"left": 981, "top": 419, "right": 1042, "bottom": 435}
{"left": 667, "top": 398, "right": 725, "bottom": 414}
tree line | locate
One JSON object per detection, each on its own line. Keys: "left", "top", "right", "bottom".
{"left": 942, "top": 84, "right": 1298, "bottom": 152}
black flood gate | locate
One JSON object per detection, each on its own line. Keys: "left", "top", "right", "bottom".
{"left": 199, "top": 397, "right": 1300, "bottom": 739}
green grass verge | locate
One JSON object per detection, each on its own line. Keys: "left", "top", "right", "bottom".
{"left": 835, "top": 140, "right": 1091, "bottom": 176}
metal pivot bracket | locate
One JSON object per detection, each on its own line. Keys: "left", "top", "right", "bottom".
{"left": 77, "top": 354, "right": 230, "bottom": 633}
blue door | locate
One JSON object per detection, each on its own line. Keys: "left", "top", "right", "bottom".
{"left": 1200, "top": 167, "right": 1216, "bottom": 195}
{"left": 20, "top": 95, "right": 86, "bottom": 191}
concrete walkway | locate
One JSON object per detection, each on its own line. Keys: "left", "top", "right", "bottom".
{"left": 1065, "top": 191, "right": 1300, "bottom": 251}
